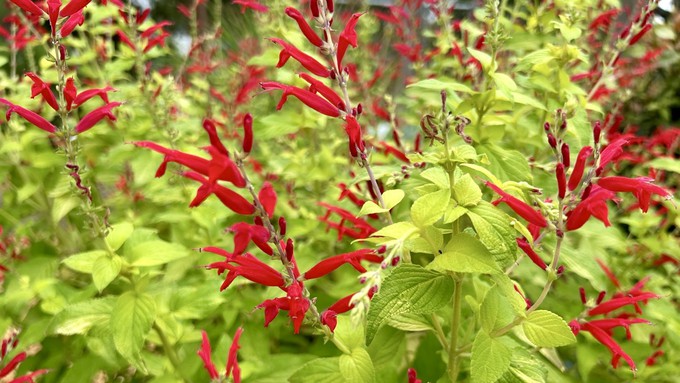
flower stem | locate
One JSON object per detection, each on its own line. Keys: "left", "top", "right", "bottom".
{"left": 448, "top": 275, "right": 463, "bottom": 382}
{"left": 153, "top": 323, "right": 192, "bottom": 383}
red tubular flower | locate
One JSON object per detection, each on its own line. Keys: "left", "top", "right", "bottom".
{"left": 337, "top": 13, "right": 364, "bottom": 67}
{"left": 197, "top": 331, "right": 219, "bottom": 380}
{"left": 561, "top": 143, "right": 570, "bottom": 168}
{"left": 8, "top": 0, "right": 44, "bottom": 16}
{"left": 587, "top": 292, "right": 659, "bottom": 316}
{"left": 60, "top": 10, "right": 85, "bottom": 37}
{"left": 629, "top": 24, "right": 652, "bottom": 45}
{"left": 321, "top": 288, "right": 377, "bottom": 331}
{"left": 206, "top": 147, "right": 246, "bottom": 187}
{"left": 299, "top": 73, "right": 344, "bottom": 110}
{"left": 319, "top": 202, "right": 377, "bottom": 240}
{"left": 233, "top": 0, "right": 268, "bottom": 13}
{"left": 598, "top": 138, "right": 629, "bottom": 173}
{"left": 381, "top": 142, "right": 409, "bottom": 163}
{"left": 343, "top": 115, "right": 365, "bottom": 157}
{"left": 585, "top": 318, "right": 650, "bottom": 339}
{"left": 140, "top": 21, "right": 172, "bottom": 39}
{"left": 74, "top": 102, "right": 122, "bottom": 133}
{"left": 0, "top": 352, "right": 27, "bottom": 379}
{"left": 485, "top": 182, "right": 548, "bottom": 228}
{"left": 260, "top": 81, "right": 340, "bottom": 117}
{"left": 228, "top": 222, "right": 272, "bottom": 255}
{"left": 278, "top": 217, "right": 287, "bottom": 236}
{"left": 226, "top": 327, "right": 243, "bottom": 383}
{"left": 568, "top": 146, "right": 593, "bottom": 191}
{"left": 183, "top": 172, "right": 255, "bottom": 214}
{"left": 47, "top": 0, "right": 61, "bottom": 36}
{"left": 285, "top": 7, "right": 323, "bottom": 47}
{"left": 408, "top": 368, "right": 423, "bottom": 383}
{"left": 268, "top": 38, "right": 330, "bottom": 78}
{"left": 303, "top": 249, "right": 382, "bottom": 279}
{"left": 287, "top": 282, "right": 310, "bottom": 334}
{"left": 201, "top": 118, "right": 228, "bottom": 155}
{"left": 556, "top": 163, "right": 566, "bottom": 199}
{"left": 257, "top": 297, "right": 289, "bottom": 327}
{"left": 258, "top": 182, "right": 277, "bottom": 218}
{"left": 25, "top": 72, "right": 59, "bottom": 112}
{"left": 242, "top": 113, "right": 253, "bottom": 153}
{"left": 73, "top": 85, "right": 116, "bottom": 107}
{"left": 516, "top": 238, "right": 547, "bottom": 270}
{"left": 596, "top": 259, "right": 621, "bottom": 288}
{"left": 580, "top": 321, "right": 636, "bottom": 370}
{"left": 309, "top": 0, "right": 319, "bottom": 17}
{"left": 206, "top": 252, "right": 285, "bottom": 290}
{"left": 116, "top": 30, "right": 135, "bottom": 50}
{"left": 0, "top": 98, "right": 57, "bottom": 133}
{"left": 60, "top": 0, "right": 92, "bottom": 17}
{"left": 566, "top": 186, "right": 617, "bottom": 230}
{"left": 135, "top": 141, "right": 210, "bottom": 177}
{"left": 338, "top": 183, "right": 364, "bottom": 207}
{"left": 597, "top": 176, "right": 670, "bottom": 212}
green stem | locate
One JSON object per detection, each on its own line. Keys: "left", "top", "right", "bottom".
{"left": 431, "top": 313, "right": 449, "bottom": 350}
{"left": 154, "top": 323, "right": 192, "bottom": 383}
{"left": 448, "top": 276, "right": 463, "bottom": 382}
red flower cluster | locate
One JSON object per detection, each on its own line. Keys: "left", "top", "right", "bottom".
{"left": 197, "top": 328, "right": 243, "bottom": 383}
{"left": 0, "top": 329, "right": 48, "bottom": 383}
{"left": 9, "top": 0, "right": 87, "bottom": 38}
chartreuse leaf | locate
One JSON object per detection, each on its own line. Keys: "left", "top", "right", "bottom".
{"left": 467, "top": 201, "right": 517, "bottom": 268}
{"left": 522, "top": 310, "right": 576, "bottom": 348}
{"left": 368, "top": 326, "right": 405, "bottom": 370}
{"left": 498, "top": 347, "right": 548, "bottom": 383}
{"left": 371, "top": 222, "right": 419, "bottom": 240}
{"left": 480, "top": 285, "right": 515, "bottom": 333}
{"left": 62, "top": 250, "right": 107, "bottom": 274}
{"left": 471, "top": 331, "right": 512, "bottom": 383}
{"left": 366, "top": 264, "right": 454, "bottom": 343}
{"left": 92, "top": 254, "right": 122, "bottom": 292}
{"left": 492, "top": 275, "right": 529, "bottom": 317}
{"left": 468, "top": 48, "right": 492, "bottom": 69}
{"left": 105, "top": 222, "right": 134, "bottom": 251}
{"left": 130, "top": 240, "right": 189, "bottom": 266}
{"left": 411, "top": 189, "right": 451, "bottom": 227}
{"left": 476, "top": 144, "right": 532, "bottom": 183}
{"left": 420, "top": 167, "right": 450, "bottom": 189}
{"left": 358, "top": 190, "right": 404, "bottom": 216}
{"left": 49, "top": 297, "right": 115, "bottom": 335}
{"left": 334, "top": 316, "right": 365, "bottom": 351}
{"left": 289, "top": 357, "right": 344, "bottom": 383}
{"left": 407, "top": 78, "right": 474, "bottom": 94}
{"left": 387, "top": 313, "right": 433, "bottom": 332}
{"left": 339, "top": 348, "right": 375, "bottom": 383}
{"left": 453, "top": 173, "right": 482, "bottom": 207}
{"left": 428, "top": 234, "right": 501, "bottom": 274}
{"left": 111, "top": 292, "right": 156, "bottom": 369}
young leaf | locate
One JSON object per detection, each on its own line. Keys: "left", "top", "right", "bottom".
{"left": 130, "top": 240, "right": 189, "bottom": 266}
{"left": 92, "top": 255, "right": 122, "bottom": 292}
{"left": 111, "top": 292, "right": 156, "bottom": 367}
{"left": 522, "top": 310, "right": 576, "bottom": 348}
{"left": 453, "top": 173, "right": 482, "bottom": 207}
{"left": 366, "top": 264, "right": 454, "bottom": 343}
{"left": 468, "top": 48, "right": 492, "bottom": 70}
{"left": 359, "top": 201, "right": 388, "bottom": 216}
{"left": 62, "top": 250, "right": 108, "bottom": 274}
{"left": 428, "top": 234, "right": 501, "bottom": 274}
{"left": 471, "top": 331, "right": 512, "bottom": 383}
{"left": 411, "top": 189, "right": 451, "bottom": 227}
{"left": 105, "top": 222, "right": 134, "bottom": 251}
{"left": 480, "top": 285, "right": 515, "bottom": 333}
{"left": 334, "top": 316, "right": 366, "bottom": 351}
{"left": 381, "top": 189, "right": 405, "bottom": 209}
{"left": 420, "top": 167, "right": 450, "bottom": 189}
{"left": 339, "top": 348, "right": 375, "bottom": 383}
{"left": 48, "top": 297, "right": 115, "bottom": 335}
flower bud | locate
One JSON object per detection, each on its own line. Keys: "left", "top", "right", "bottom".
{"left": 242, "top": 113, "right": 253, "bottom": 153}
{"left": 593, "top": 121, "right": 601, "bottom": 144}
{"left": 547, "top": 133, "right": 557, "bottom": 148}
{"left": 561, "top": 143, "right": 570, "bottom": 168}
{"left": 278, "top": 216, "right": 287, "bottom": 236}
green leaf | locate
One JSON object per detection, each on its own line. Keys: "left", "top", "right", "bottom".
{"left": 92, "top": 255, "right": 122, "bottom": 292}
{"left": 522, "top": 310, "right": 576, "bottom": 348}
{"left": 467, "top": 202, "right": 518, "bottom": 268}
{"left": 468, "top": 48, "right": 492, "bottom": 69}
{"left": 453, "top": 174, "right": 482, "bottom": 207}
{"left": 49, "top": 297, "right": 115, "bottom": 335}
{"left": 476, "top": 144, "right": 532, "bottom": 183}
{"left": 382, "top": 189, "right": 405, "bottom": 210}
{"left": 471, "top": 331, "right": 512, "bottom": 383}
{"left": 368, "top": 326, "right": 405, "bottom": 369}
{"left": 111, "top": 292, "right": 156, "bottom": 367}
{"left": 420, "top": 167, "right": 450, "bottom": 189}
{"left": 386, "top": 313, "right": 433, "bottom": 332}
{"left": 359, "top": 201, "right": 388, "bottom": 216}
{"left": 106, "top": 222, "right": 134, "bottom": 251}
{"left": 130, "top": 240, "right": 189, "bottom": 267}
{"left": 334, "top": 316, "right": 365, "bottom": 351}
{"left": 339, "top": 348, "right": 375, "bottom": 383}
{"left": 62, "top": 250, "right": 107, "bottom": 274}
{"left": 289, "top": 357, "right": 343, "bottom": 383}
{"left": 509, "top": 92, "right": 547, "bottom": 111}
{"left": 371, "top": 222, "right": 419, "bottom": 240}
{"left": 366, "top": 264, "right": 454, "bottom": 343}
{"left": 492, "top": 73, "right": 518, "bottom": 92}
{"left": 647, "top": 157, "right": 680, "bottom": 173}
{"left": 411, "top": 189, "right": 451, "bottom": 227}
{"left": 480, "top": 286, "right": 515, "bottom": 333}
{"left": 492, "top": 275, "right": 529, "bottom": 317}
{"left": 443, "top": 203, "right": 468, "bottom": 224}
{"left": 407, "top": 78, "right": 474, "bottom": 94}
{"left": 428, "top": 234, "right": 501, "bottom": 274}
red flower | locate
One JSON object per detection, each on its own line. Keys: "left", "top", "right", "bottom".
{"left": 183, "top": 172, "right": 255, "bottom": 214}
{"left": 566, "top": 186, "right": 617, "bottom": 231}
{"left": 485, "top": 182, "right": 548, "bottom": 228}
{"left": 285, "top": 7, "right": 323, "bottom": 47}
{"left": 233, "top": 0, "right": 268, "bottom": 13}
{"left": 260, "top": 81, "right": 341, "bottom": 117}
{"left": 242, "top": 113, "right": 253, "bottom": 153}
{"left": 408, "top": 368, "right": 423, "bottom": 383}
{"left": 299, "top": 73, "right": 345, "bottom": 110}
{"left": 580, "top": 321, "right": 637, "bottom": 370}
{"left": 596, "top": 176, "right": 670, "bottom": 212}
{"left": 516, "top": 238, "right": 547, "bottom": 270}
{"left": 0, "top": 98, "right": 57, "bottom": 133}
{"left": 587, "top": 292, "right": 659, "bottom": 316}
{"left": 337, "top": 13, "right": 364, "bottom": 67}
{"left": 268, "top": 38, "right": 330, "bottom": 78}
{"left": 74, "top": 102, "right": 122, "bottom": 133}
{"left": 60, "top": 0, "right": 91, "bottom": 17}
{"left": 318, "top": 202, "right": 377, "bottom": 240}
{"left": 596, "top": 259, "right": 621, "bottom": 288}
{"left": 24, "top": 72, "right": 59, "bottom": 112}
{"left": 226, "top": 328, "right": 243, "bottom": 383}
{"left": 568, "top": 146, "right": 593, "bottom": 191}
{"left": 60, "top": 10, "right": 85, "bottom": 37}
{"left": 72, "top": 85, "right": 116, "bottom": 108}
{"left": 197, "top": 331, "right": 219, "bottom": 380}
{"left": 343, "top": 115, "right": 366, "bottom": 157}
{"left": 203, "top": 248, "right": 285, "bottom": 291}
{"left": 8, "top": 0, "right": 44, "bottom": 16}
{"left": 228, "top": 222, "right": 272, "bottom": 255}
{"left": 556, "top": 163, "right": 566, "bottom": 199}
{"left": 258, "top": 182, "right": 277, "bottom": 218}
{"left": 303, "top": 249, "right": 382, "bottom": 279}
